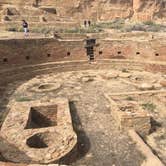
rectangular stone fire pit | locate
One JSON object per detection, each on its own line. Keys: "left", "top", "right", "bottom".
{"left": 0, "top": 98, "right": 77, "bottom": 164}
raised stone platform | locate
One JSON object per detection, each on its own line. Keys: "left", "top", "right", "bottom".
{"left": 0, "top": 98, "right": 77, "bottom": 164}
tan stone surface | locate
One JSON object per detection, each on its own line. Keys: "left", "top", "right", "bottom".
{"left": 160, "top": 80, "right": 166, "bottom": 87}
{"left": 0, "top": 98, "right": 77, "bottom": 164}
{"left": 100, "top": 71, "right": 119, "bottom": 80}
{"left": 119, "top": 72, "right": 132, "bottom": 78}
{"left": 139, "top": 83, "right": 154, "bottom": 91}
{"left": 133, "top": 0, "right": 166, "bottom": 22}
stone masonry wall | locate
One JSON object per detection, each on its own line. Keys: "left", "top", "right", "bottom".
{"left": 0, "top": 38, "right": 165, "bottom": 67}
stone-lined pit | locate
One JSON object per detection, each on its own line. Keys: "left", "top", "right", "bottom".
{"left": 26, "top": 132, "right": 60, "bottom": 149}
{"left": 25, "top": 105, "right": 58, "bottom": 129}
{"left": 27, "top": 133, "right": 49, "bottom": 149}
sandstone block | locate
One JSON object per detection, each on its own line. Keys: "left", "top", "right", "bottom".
{"left": 160, "top": 80, "right": 166, "bottom": 87}
{"left": 139, "top": 83, "right": 154, "bottom": 91}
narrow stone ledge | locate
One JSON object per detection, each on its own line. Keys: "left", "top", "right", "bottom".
{"left": 128, "top": 130, "right": 164, "bottom": 166}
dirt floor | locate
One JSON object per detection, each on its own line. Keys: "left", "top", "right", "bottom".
{"left": 0, "top": 69, "right": 165, "bottom": 166}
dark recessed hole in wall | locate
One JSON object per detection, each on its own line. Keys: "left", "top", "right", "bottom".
{"left": 26, "top": 56, "right": 30, "bottom": 60}
{"left": 67, "top": 52, "right": 71, "bottom": 56}
{"left": 3, "top": 58, "right": 8, "bottom": 63}
{"left": 136, "top": 52, "right": 140, "bottom": 55}
{"left": 155, "top": 53, "right": 159, "bottom": 56}
{"left": 99, "top": 51, "right": 103, "bottom": 55}
{"left": 117, "top": 51, "right": 121, "bottom": 54}
{"left": 47, "top": 53, "right": 51, "bottom": 57}
{"left": 25, "top": 105, "right": 57, "bottom": 129}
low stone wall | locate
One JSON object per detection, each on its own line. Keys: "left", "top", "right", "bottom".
{"left": 0, "top": 59, "right": 165, "bottom": 86}
{"left": 0, "top": 39, "right": 86, "bottom": 66}
{"left": 105, "top": 95, "right": 151, "bottom": 136}
{"left": 128, "top": 130, "right": 164, "bottom": 166}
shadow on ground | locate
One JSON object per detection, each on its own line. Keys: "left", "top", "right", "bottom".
{"left": 0, "top": 136, "right": 32, "bottom": 163}
{"left": 59, "top": 101, "right": 91, "bottom": 165}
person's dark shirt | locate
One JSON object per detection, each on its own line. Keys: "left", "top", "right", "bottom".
{"left": 84, "top": 20, "right": 87, "bottom": 26}
{"left": 23, "top": 22, "right": 28, "bottom": 28}
{"left": 88, "top": 20, "right": 91, "bottom": 26}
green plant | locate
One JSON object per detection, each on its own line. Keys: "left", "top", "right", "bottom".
{"left": 141, "top": 102, "right": 156, "bottom": 112}
{"left": 7, "top": 27, "right": 17, "bottom": 32}
{"left": 6, "top": 26, "right": 23, "bottom": 32}
{"left": 146, "top": 24, "right": 164, "bottom": 32}
{"left": 143, "top": 21, "right": 155, "bottom": 26}
{"left": 122, "top": 21, "right": 166, "bottom": 32}
{"left": 30, "top": 27, "right": 53, "bottom": 34}
{"left": 93, "top": 19, "right": 125, "bottom": 30}
{"left": 63, "top": 27, "right": 103, "bottom": 34}
{"left": 126, "top": 96, "right": 134, "bottom": 101}
{"left": 122, "top": 68, "right": 129, "bottom": 73}
{"left": 15, "top": 97, "right": 32, "bottom": 102}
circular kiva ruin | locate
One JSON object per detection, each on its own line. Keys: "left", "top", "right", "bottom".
{"left": 0, "top": 33, "right": 166, "bottom": 166}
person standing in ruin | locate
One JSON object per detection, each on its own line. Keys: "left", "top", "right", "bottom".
{"left": 84, "top": 20, "right": 87, "bottom": 28}
{"left": 88, "top": 20, "right": 91, "bottom": 27}
{"left": 22, "top": 20, "right": 29, "bottom": 37}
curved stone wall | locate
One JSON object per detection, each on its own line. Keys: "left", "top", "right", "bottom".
{"left": 0, "top": 37, "right": 165, "bottom": 166}
{"left": 0, "top": 38, "right": 165, "bottom": 68}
